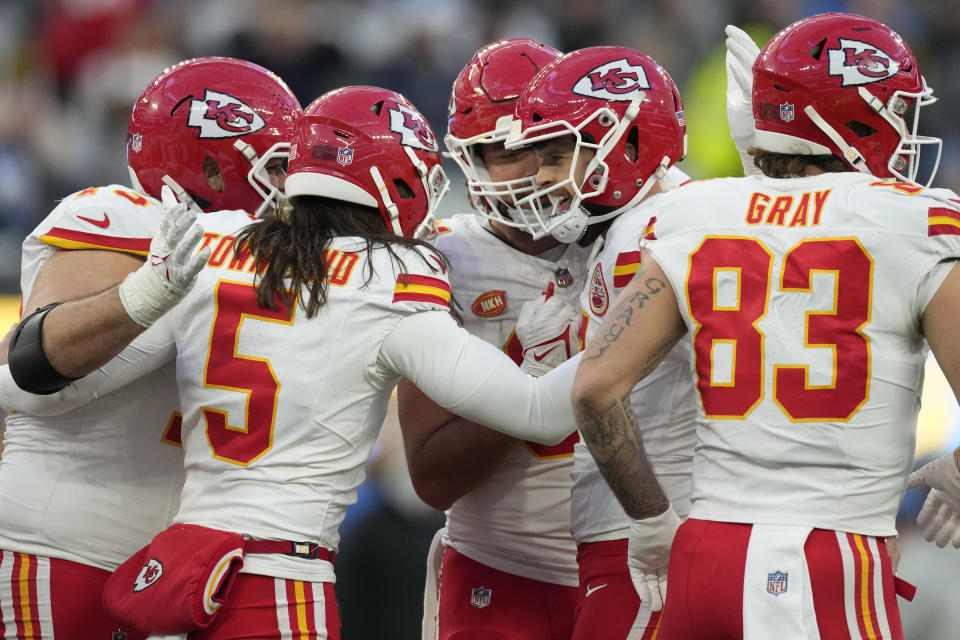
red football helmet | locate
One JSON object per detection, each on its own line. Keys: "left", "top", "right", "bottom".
{"left": 752, "top": 12, "right": 941, "bottom": 185}
{"left": 505, "top": 46, "right": 687, "bottom": 242}
{"left": 127, "top": 57, "right": 302, "bottom": 217}
{"left": 445, "top": 38, "right": 561, "bottom": 228}
{"left": 284, "top": 86, "right": 449, "bottom": 241}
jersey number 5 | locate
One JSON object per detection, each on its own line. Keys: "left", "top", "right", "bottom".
{"left": 203, "top": 281, "right": 296, "bottom": 465}
{"left": 687, "top": 236, "right": 872, "bottom": 422}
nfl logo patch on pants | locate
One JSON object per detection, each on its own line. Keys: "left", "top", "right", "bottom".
{"left": 470, "top": 586, "right": 491, "bottom": 609}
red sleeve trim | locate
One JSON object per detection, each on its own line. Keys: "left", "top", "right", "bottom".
{"left": 40, "top": 228, "right": 151, "bottom": 255}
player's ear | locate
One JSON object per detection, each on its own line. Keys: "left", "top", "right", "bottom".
{"left": 624, "top": 126, "right": 638, "bottom": 163}
{"left": 203, "top": 157, "right": 225, "bottom": 193}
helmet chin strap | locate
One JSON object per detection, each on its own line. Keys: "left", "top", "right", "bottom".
{"left": 160, "top": 175, "right": 205, "bottom": 214}
{"left": 803, "top": 105, "right": 871, "bottom": 175}
{"left": 369, "top": 166, "right": 404, "bottom": 236}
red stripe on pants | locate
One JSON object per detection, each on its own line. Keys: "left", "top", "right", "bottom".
{"left": 324, "top": 582, "right": 340, "bottom": 640}
{"left": 11, "top": 554, "right": 26, "bottom": 640}
{"left": 805, "top": 530, "right": 848, "bottom": 640}
{"left": 285, "top": 580, "right": 303, "bottom": 638}
{"left": 303, "top": 582, "right": 318, "bottom": 636}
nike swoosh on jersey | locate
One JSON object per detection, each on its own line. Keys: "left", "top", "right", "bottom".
{"left": 76, "top": 212, "right": 111, "bottom": 229}
{"left": 532, "top": 344, "right": 560, "bottom": 362}
{"left": 585, "top": 583, "right": 608, "bottom": 597}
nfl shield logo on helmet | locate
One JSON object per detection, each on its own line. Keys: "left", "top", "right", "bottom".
{"left": 470, "top": 586, "right": 492, "bottom": 609}
{"left": 131, "top": 133, "right": 143, "bottom": 153}
{"left": 767, "top": 570, "right": 788, "bottom": 596}
{"left": 337, "top": 146, "right": 354, "bottom": 166}
{"left": 779, "top": 103, "right": 794, "bottom": 122}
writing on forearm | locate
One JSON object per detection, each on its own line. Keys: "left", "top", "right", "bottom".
{"left": 574, "top": 392, "right": 669, "bottom": 519}
{"left": 582, "top": 272, "right": 669, "bottom": 362}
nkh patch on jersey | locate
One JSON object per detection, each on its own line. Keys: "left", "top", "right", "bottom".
{"left": 393, "top": 274, "right": 451, "bottom": 307}
{"left": 472, "top": 290, "right": 507, "bottom": 317}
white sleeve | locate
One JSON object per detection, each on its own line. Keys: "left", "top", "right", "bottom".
{"left": 0, "top": 314, "right": 176, "bottom": 416}
{"left": 379, "top": 311, "right": 578, "bottom": 445}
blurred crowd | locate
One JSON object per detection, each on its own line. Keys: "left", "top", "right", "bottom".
{"left": 2, "top": 2, "right": 960, "bottom": 637}
{"left": 1, "top": 0, "right": 959, "bottom": 292}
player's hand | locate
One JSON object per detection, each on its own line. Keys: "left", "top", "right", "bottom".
{"left": 118, "top": 186, "right": 212, "bottom": 327}
{"left": 627, "top": 505, "right": 681, "bottom": 612}
{"left": 725, "top": 24, "right": 762, "bottom": 177}
{"left": 908, "top": 447, "right": 960, "bottom": 497}
{"left": 916, "top": 489, "right": 960, "bottom": 548}
{"left": 516, "top": 282, "right": 581, "bottom": 377}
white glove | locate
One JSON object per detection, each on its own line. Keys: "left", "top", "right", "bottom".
{"left": 118, "top": 186, "right": 211, "bottom": 327}
{"left": 916, "top": 489, "right": 960, "bottom": 549}
{"left": 516, "top": 282, "right": 581, "bottom": 377}
{"left": 725, "top": 24, "right": 762, "bottom": 177}
{"left": 627, "top": 505, "right": 681, "bottom": 612}
{"left": 908, "top": 447, "right": 960, "bottom": 496}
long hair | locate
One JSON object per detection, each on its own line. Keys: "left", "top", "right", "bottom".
{"left": 234, "top": 196, "right": 455, "bottom": 319}
{"left": 749, "top": 148, "right": 850, "bottom": 178}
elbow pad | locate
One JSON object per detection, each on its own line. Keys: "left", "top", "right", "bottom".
{"left": 8, "top": 303, "right": 78, "bottom": 395}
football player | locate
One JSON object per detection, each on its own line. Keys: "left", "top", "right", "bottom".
{"left": 504, "top": 46, "right": 692, "bottom": 639}
{"left": 0, "top": 57, "right": 300, "bottom": 639}
{"left": 397, "top": 38, "right": 589, "bottom": 640}
{"left": 571, "top": 12, "right": 958, "bottom": 639}
{"left": 4, "top": 86, "right": 584, "bottom": 638}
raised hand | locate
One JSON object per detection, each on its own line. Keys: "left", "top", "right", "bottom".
{"left": 118, "top": 186, "right": 212, "bottom": 327}
{"left": 725, "top": 24, "right": 762, "bottom": 176}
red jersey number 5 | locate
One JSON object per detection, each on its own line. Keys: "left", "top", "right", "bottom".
{"left": 202, "top": 280, "right": 296, "bottom": 465}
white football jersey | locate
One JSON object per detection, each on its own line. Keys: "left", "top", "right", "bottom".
{"left": 574, "top": 170, "right": 697, "bottom": 542}
{"left": 645, "top": 172, "right": 960, "bottom": 535}
{"left": 171, "top": 211, "right": 459, "bottom": 584}
{"left": 0, "top": 185, "right": 184, "bottom": 570}
{"left": 433, "top": 213, "right": 593, "bottom": 586}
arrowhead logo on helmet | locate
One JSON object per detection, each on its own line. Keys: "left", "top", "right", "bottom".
{"left": 388, "top": 102, "right": 438, "bottom": 151}
{"left": 573, "top": 58, "right": 650, "bottom": 101}
{"left": 827, "top": 39, "right": 899, "bottom": 86}
{"left": 187, "top": 90, "right": 266, "bottom": 139}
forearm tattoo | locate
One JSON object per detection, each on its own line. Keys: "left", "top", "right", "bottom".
{"left": 575, "top": 392, "right": 669, "bottom": 519}
{"left": 582, "top": 269, "right": 669, "bottom": 362}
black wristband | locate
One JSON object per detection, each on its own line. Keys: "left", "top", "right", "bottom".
{"left": 8, "top": 303, "right": 79, "bottom": 395}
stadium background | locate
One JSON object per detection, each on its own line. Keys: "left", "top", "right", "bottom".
{"left": 0, "top": 0, "right": 958, "bottom": 637}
